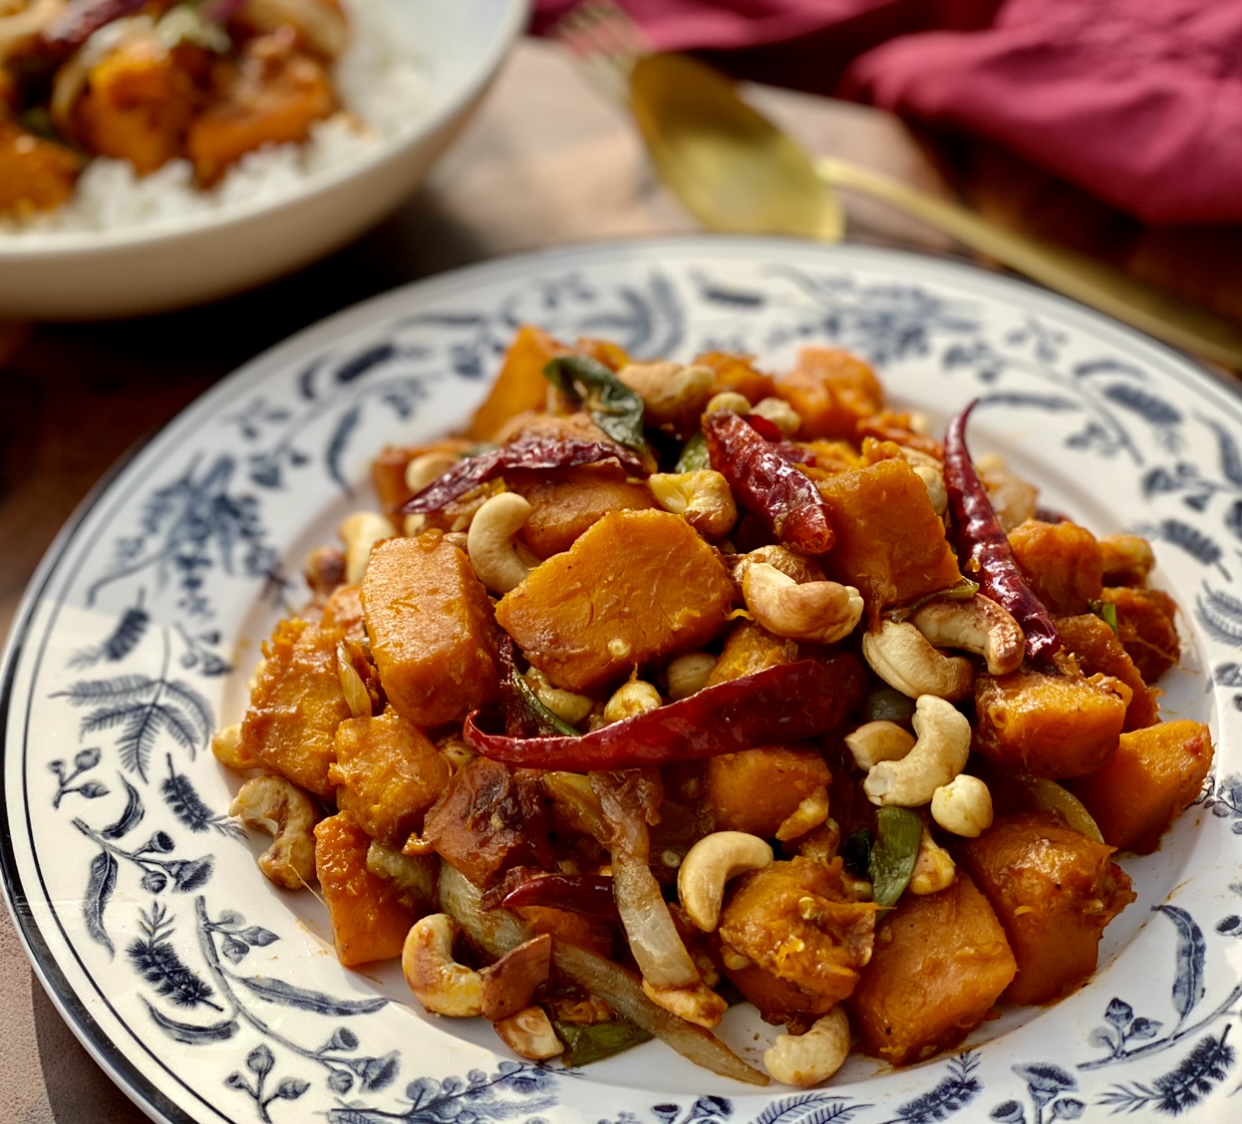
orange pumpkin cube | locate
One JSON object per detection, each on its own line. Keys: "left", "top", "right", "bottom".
{"left": 973, "top": 666, "right": 1129, "bottom": 778}
{"left": 1067, "top": 720, "right": 1214, "bottom": 854}
{"left": 1007, "top": 519, "right": 1103, "bottom": 615}
{"left": 705, "top": 619, "right": 799, "bottom": 687}
{"left": 465, "top": 325, "right": 565, "bottom": 441}
{"left": 329, "top": 708, "right": 451, "bottom": 848}
{"left": 495, "top": 509, "right": 735, "bottom": 691}
{"left": 704, "top": 745, "right": 832, "bottom": 838}
{"left": 693, "top": 350, "right": 777, "bottom": 404}
{"left": 506, "top": 465, "right": 657, "bottom": 557}
{"left": 314, "top": 813, "right": 415, "bottom": 966}
{"left": 775, "top": 347, "right": 884, "bottom": 440}
{"left": 1055, "top": 613, "right": 1160, "bottom": 730}
{"left": 361, "top": 533, "right": 500, "bottom": 729}
{"left": 960, "top": 811, "right": 1135, "bottom": 1005}
{"left": 814, "top": 457, "right": 964, "bottom": 613}
{"left": 849, "top": 872, "right": 1016, "bottom": 1065}
{"left": 1100, "top": 586, "right": 1181, "bottom": 683}
{"left": 240, "top": 617, "right": 350, "bottom": 797}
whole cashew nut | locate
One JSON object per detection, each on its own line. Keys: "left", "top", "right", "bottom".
{"left": 648, "top": 470, "right": 738, "bottom": 537}
{"left": 404, "top": 451, "right": 460, "bottom": 496}
{"left": 863, "top": 694, "right": 972, "bottom": 807}
{"left": 617, "top": 361, "right": 715, "bottom": 424}
{"left": 931, "top": 774, "right": 995, "bottom": 838}
{"left": 844, "top": 720, "right": 916, "bottom": 771}
{"left": 908, "top": 827, "right": 957, "bottom": 895}
{"left": 742, "top": 563, "right": 864, "bottom": 645}
{"left": 402, "top": 913, "right": 484, "bottom": 1017}
{"left": 763, "top": 1008, "right": 851, "bottom": 1087}
{"left": 861, "top": 619, "right": 975, "bottom": 700}
{"left": 732, "top": 544, "right": 824, "bottom": 586}
{"left": 641, "top": 979, "right": 729, "bottom": 1029}
{"left": 492, "top": 1004, "right": 564, "bottom": 1060}
{"left": 229, "top": 775, "right": 321, "bottom": 890}
{"left": 899, "top": 448, "right": 948, "bottom": 516}
{"left": 467, "top": 492, "right": 534, "bottom": 595}
{"left": 678, "top": 831, "right": 774, "bottom": 932}
{"left": 908, "top": 594, "right": 1025, "bottom": 676}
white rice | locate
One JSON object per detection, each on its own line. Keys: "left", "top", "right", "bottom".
{"left": 1, "top": 0, "right": 426, "bottom": 237}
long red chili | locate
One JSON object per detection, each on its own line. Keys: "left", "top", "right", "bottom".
{"left": 490, "top": 873, "right": 621, "bottom": 921}
{"left": 943, "top": 400, "right": 1060, "bottom": 662}
{"left": 464, "top": 654, "right": 865, "bottom": 771}
{"left": 704, "top": 411, "right": 834, "bottom": 554}
{"left": 399, "top": 435, "right": 648, "bottom": 515}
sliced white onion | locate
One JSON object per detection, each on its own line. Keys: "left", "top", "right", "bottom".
{"left": 611, "top": 847, "right": 700, "bottom": 989}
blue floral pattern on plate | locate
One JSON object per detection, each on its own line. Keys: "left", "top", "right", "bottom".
{"left": 2, "top": 237, "right": 1239, "bottom": 1123}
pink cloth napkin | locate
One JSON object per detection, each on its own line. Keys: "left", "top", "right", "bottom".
{"left": 535, "top": 0, "right": 1242, "bottom": 226}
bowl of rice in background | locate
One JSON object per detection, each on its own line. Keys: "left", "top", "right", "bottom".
{"left": 0, "top": 0, "right": 530, "bottom": 320}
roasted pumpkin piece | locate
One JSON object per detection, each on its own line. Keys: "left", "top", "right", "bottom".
{"left": 1099, "top": 586, "right": 1181, "bottom": 683}
{"left": 314, "top": 813, "right": 415, "bottom": 966}
{"left": 973, "top": 665, "right": 1129, "bottom": 778}
{"left": 506, "top": 465, "right": 658, "bottom": 558}
{"left": 466, "top": 325, "right": 565, "bottom": 441}
{"left": 721, "top": 957, "right": 838, "bottom": 1027}
{"left": 705, "top": 619, "right": 799, "bottom": 687}
{"left": 693, "top": 350, "right": 777, "bottom": 404}
{"left": 848, "top": 871, "right": 1016, "bottom": 1065}
{"left": 329, "top": 708, "right": 451, "bottom": 848}
{"left": 1067, "top": 720, "right": 1214, "bottom": 854}
{"left": 512, "top": 904, "right": 618, "bottom": 960}
{"left": 774, "top": 346, "right": 884, "bottom": 440}
{"left": 718, "top": 857, "right": 878, "bottom": 1006}
{"left": 495, "top": 509, "right": 736, "bottom": 692}
{"left": 240, "top": 617, "right": 351, "bottom": 797}
{"left": 1007, "top": 519, "right": 1104, "bottom": 616}
{"left": 361, "top": 532, "right": 500, "bottom": 729}
{"left": 704, "top": 745, "right": 832, "bottom": 838}
{"left": 75, "top": 35, "right": 203, "bottom": 174}
{"left": 960, "top": 810, "right": 1135, "bottom": 1006}
{"left": 1055, "top": 613, "right": 1160, "bottom": 730}
{"left": 814, "top": 457, "right": 963, "bottom": 614}
{"left": 420, "top": 757, "right": 556, "bottom": 889}
{"left": 187, "top": 32, "right": 336, "bottom": 185}
{"left": 0, "top": 118, "right": 80, "bottom": 215}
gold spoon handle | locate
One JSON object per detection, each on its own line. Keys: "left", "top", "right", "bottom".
{"left": 815, "top": 156, "right": 1242, "bottom": 370}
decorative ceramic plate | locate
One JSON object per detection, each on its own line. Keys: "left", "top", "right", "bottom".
{"left": 4, "top": 237, "right": 1241, "bottom": 1124}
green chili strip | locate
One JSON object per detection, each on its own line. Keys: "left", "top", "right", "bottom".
{"left": 868, "top": 807, "right": 923, "bottom": 908}
{"left": 554, "top": 1019, "right": 653, "bottom": 1067}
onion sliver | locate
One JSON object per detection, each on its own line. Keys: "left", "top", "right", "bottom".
{"left": 611, "top": 847, "right": 700, "bottom": 989}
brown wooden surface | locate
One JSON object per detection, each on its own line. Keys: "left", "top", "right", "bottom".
{"left": 0, "top": 34, "right": 1239, "bottom": 1124}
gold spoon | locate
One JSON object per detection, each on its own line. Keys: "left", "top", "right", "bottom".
{"left": 629, "top": 52, "right": 1242, "bottom": 370}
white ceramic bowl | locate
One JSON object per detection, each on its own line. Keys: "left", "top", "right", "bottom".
{"left": 0, "top": 0, "right": 529, "bottom": 320}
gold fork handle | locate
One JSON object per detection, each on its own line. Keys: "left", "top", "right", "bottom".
{"left": 815, "top": 156, "right": 1242, "bottom": 370}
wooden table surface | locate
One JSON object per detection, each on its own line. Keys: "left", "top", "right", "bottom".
{"left": 1, "top": 34, "right": 1239, "bottom": 1124}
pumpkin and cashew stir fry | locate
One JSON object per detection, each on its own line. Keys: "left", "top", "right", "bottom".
{"left": 216, "top": 326, "right": 1211, "bottom": 1086}
{"left": 0, "top": 0, "right": 349, "bottom": 217}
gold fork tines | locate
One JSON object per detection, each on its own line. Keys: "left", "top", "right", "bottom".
{"left": 550, "top": 0, "right": 651, "bottom": 99}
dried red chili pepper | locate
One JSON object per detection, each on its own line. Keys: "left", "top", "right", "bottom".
{"left": 943, "top": 400, "right": 1060, "bottom": 662}
{"left": 745, "top": 414, "right": 815, "bottom": 466}
{"left": 464, "top": 654, "right": 865, "bottom": 771}
{"left": 704, "top": 411, "right": 833, "bottom": 554}
{"left": 399, "top": 435, "right": 648, "bottom": 515}
{"left": 489, "top": 873, "right": 621, "bottom": 921}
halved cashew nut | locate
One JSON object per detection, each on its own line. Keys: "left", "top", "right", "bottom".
{"left": 678, "top": 831, "right": 773, "bottom": 932}
{"left": 775, "top": 787, "right": 830, "bottom": 841}
{"left": 908, "top": 827, "right": 956, "bottom": 895}
{"left": 742, "top": 563, "right": 864, "bottom": 645}
{"left": 602, "top": 679, "right": 662, "bottom": 724}
{"left": 402, "top": 913, "right": 483, "bottom": 1017}
{"left": 229, "top": 775, "right": 320, "bottom": 890}
{"left": 931, "top": 774, "right": 994, "bottom": 838}
{"left": 339, "top": 511, "right": 397, "bottom": 586}
{"left": 861, "top": 619, "right": 974, "bottom": 700}
{"left": 764, "top": 1008, "right": 851, "bottom": 1087}
{"left": 912, "top": 465, "right": 948, "bottom": 516}
{"left": 641, "top": 979, "right": 729, "bottom": 1029}
{"left": 909, "top": 594, "right": 1024, "bottom": 676}
{"left": 751, "top": 396, "right": 802, "bottom": 436}
{"left": 1098, "top": 533, "right": 1155, "bottom": 583}
{"left": 863, "top": 695, "right": 972, "bottom": 807}
{"left": 733, "top": 544, "right": 824, "bottom": 586}
{"left": 617, "top": 361, "right": 715, "bottom": 424}
{"left": 844, "top": 720, "right": 916, "bottom": 771}
{"left": 648, "top": 470, "right": 738, "bottom": 537}
{"left": 492, "top": 1004, "right": 564, "bottom": 1060}
{"left": 467, "top": 492, "right": 534, "bottom": 595}
{"left": 666, "top": 651, "right": 717, "bottom": 700}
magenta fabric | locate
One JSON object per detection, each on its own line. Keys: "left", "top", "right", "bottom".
{"left": 534, "top": 0, "right": 1242, "bottom": 225}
